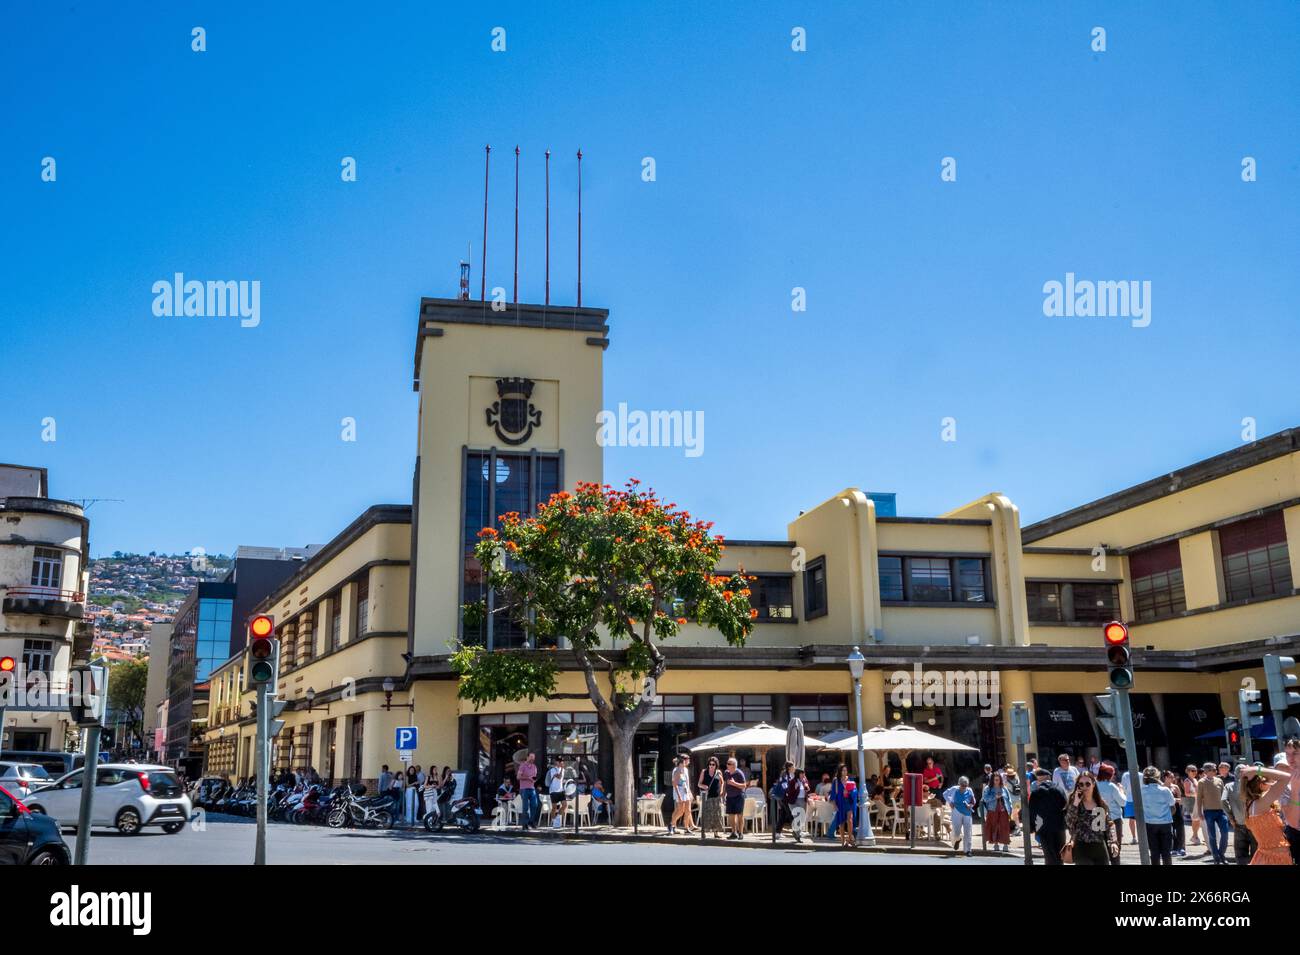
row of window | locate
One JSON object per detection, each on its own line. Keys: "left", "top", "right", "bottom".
{"left": 1028, "top": 512, "right": 1293, "bottom": 625}
{"left": 281, "top": 577, "right": 369, "bottom": 672}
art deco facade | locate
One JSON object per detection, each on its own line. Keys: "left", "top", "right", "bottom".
{"left": 202, "top": 298, "right": 1300, "bottom": 794}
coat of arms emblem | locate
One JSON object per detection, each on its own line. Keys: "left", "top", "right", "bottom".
{"left": 486, "top": 377, "right": 542, "bottom": 445}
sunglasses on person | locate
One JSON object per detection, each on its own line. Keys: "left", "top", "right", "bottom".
{"left": 1078, "top": 780, "right": 1094, "bottom": 788}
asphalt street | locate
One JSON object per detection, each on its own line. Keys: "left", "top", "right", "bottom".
{"left": 63, "top": 814, "right": 1028, "bottom": 865}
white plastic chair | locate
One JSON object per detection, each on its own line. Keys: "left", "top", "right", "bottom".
{"left": 538, "top": 795, "right": 551, "bottom": 826}
{"left": 564, "top": 794, "right": 592, "bottom": 827}
{"left": 638, "top": 796, "right": 664, "bottom": 827}
{"left": 742, "top": 797, "right": 765, "bottom": 833}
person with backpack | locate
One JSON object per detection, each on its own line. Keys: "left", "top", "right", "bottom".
{"left": 546, "top": 756, "right": 568, "bottom": 827}
{"left": 770, "top": 761, "right": 795, "bottom": 838}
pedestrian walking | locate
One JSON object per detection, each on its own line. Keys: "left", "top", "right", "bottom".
{"left": 1224, "top": 762, "right": 1254, "bottom": 864}
{"left": 546, "top": 756, "right": 568, "bottom": 828}
{"left": 1140, "top": 766, "right": 1177, "bottom": 865}
{"left": 723, "top": 757, "right": 747, "bottom": 840}
{"left": 787, "top": 768, "right": 810, "bottom": 844}
{"left": 1182, "top": 764, "right": 1202, "bottom": 847}
{"left": 517, "top": 752, "right": 539, "bottom": 829}
{"left": 1052, "top": 753, "right": 1079, "bottom": 797}
{"left": 668, "top": 754, "right": 696, "bottom": 834}
{"left": 830, "top": 764, "right": 858, "bottom": 848}
{"left": 1163, "top": 771, "right": 1187, "bottom": 856}
{"left": 697, "top": 756, "right": 726, "bottom": 838}
{"left": 770, "top": 761, "right": 795, "bottom": 838}
{"left": 1065, "top": 771, "right": 1115, "bottom": 865}
{"left": 1196, "top": 761, "right": 1230, "bottom": 864}
{"left": 1239, "top": 763, "right": 1294, "bottom": 865}
{"left": 1095, "top": 764, "right": 1126, "bottom": 864}
{"left": 981, "top": 772, "right": 1014, "bottom": 852}
{"left": 1028, "top": 768, "right": 1068, "bottom": 864}
{"left": 944, "top": 776, "right": 977, "bottom": 857}
{"left": 378, "top": 764, "right": 393, "bottom": 795}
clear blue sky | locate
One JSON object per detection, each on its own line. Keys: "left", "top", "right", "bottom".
{"left": 3, "top": 2, "right": 1298, "bottom": 557}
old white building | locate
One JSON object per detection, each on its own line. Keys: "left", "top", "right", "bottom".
{"left": 0, "top": 464, "right": 89, "bottom": 752}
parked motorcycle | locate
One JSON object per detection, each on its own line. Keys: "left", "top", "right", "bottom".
{"left": 424, "top": 778, "right": 480, "bottom": 833}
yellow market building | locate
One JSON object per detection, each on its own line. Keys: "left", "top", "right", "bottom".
{"left": 202, "top": 296, "right": 1300, "bottom": 795}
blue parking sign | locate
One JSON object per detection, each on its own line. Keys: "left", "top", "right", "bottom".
{"left": 395, "top": 726, "right": 418, "bottom": 750}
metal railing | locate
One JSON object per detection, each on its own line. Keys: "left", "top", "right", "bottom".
{"left": 3, "top": 586, "right": 86, "bottom": 602}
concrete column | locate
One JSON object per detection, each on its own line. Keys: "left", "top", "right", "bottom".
{"left": 457, "top": 713, "right": 479, "bottom": 791}
{"left": 999, "top": 670, "right": 1037, "bottom": 759}
{"left": 861, "top": 669, "right": 886, "bottom": 774}
{"left": 694, "top": 694, "right": 714, "bottom": 737}
{"left": 772, "top": 693, "right": 790, "bottom": 728}
{"left": 527, "top": 712, "right": 547, "bottom": 766}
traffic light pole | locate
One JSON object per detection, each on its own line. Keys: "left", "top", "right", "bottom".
{"left": 1116, "top": 687, "right": 1150, "bottom": 865}
{"left": 255, "top": 681, "right": 269, "bottom": 866}
{"left": 1239, "top": 690, "right": 1254, "bottom": 764}
{"left": 73, "top": 725, "right": 101, "bottom": 865}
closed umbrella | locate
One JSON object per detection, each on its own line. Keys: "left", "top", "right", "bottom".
{"left": 786, "top": 717, "right": 807, "bottom": 771}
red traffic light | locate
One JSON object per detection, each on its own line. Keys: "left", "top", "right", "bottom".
{"left": 1229, "top": 730, "right": 1240, "bottom": 744}
{"left": 1103, "top": 621, "right": 1128, "bottom": 645}
{"left": 0, "top": 656, "right": 15, "bottom": 673}
{"left": 250, "top": 614, "right": 274, "bottom": 639}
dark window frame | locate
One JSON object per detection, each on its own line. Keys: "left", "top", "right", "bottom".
{"left": 1025, "top": 579, "right": 1121, "bottom": 623}
{"left": 718, "top": 571, "right": 797, "bottom": 623}
{"left": 1129, "top": 541, "right": 1187, "bottom": 622}
{"left": 879, "top": 554, "right": 993, "bottom": 606}
{"left": 803, "top": 557, "right": 828, "bottom": 620}
{"left": 1219, "top": 512, "right": 1292, "bottom": 603}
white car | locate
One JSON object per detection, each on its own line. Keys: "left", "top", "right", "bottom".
{"left": 0, "top": 761, "right": 53, "bottom": 799}
{"left": 25, "top": 764, "right": 193, "bottom": 835}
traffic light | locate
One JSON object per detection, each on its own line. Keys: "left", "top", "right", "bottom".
{"left": 1242, "top": 687, "right": 1265, "bottom": 728}
{"left": 248, "top": 615, "right": 278, "bottom": 686}
{"left": 1263, "top": 654, "right": 1299, "bottom": 714}
{"left": 67, "top": 663, "right": 109, "bottom": 727}
{"left": 1103, "top": 620, "right": 1133, "bottom": 690}
{"left": 1224, "top": 717, "right": 1242, "bottom": 756}
{"left": 0, "top": 656, "right": 14, "bottom": 673}
{"left": 1095, "top": 691, "right": 1124, "bottom": 740}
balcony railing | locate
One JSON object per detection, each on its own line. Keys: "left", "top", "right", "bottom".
{"left": 2, "top": 587, "right": 86, "bottom": 620}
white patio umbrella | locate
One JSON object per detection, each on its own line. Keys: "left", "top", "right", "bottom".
{"left": 827, "top": 724, "right": 977, "bottom": 787}
{"left": 694, "top": 722, "right": 825, "bottom": 792}
{"left": 817, "top": 728, "right": 857, "bottom": 746}
{"left": 681, "top": 724, "right": 743, "bottom": 752}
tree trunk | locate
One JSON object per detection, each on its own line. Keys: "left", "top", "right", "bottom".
{"left": 610, "top": 720, "right": 638, "bottom": 828}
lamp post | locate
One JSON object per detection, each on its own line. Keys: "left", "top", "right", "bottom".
{"left": 846, "top": 647, "right": 875, "bottom": 846}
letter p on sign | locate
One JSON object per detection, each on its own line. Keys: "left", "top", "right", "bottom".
{"left": 395, "top": 726, "right": 418, "bottom": 750}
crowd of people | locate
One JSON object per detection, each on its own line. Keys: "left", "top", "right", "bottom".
{"left": 1014, "top": 736, "right": 1300, "bottom": 865}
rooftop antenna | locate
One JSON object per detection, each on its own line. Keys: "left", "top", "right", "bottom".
{"left": 513, "top": 145, "right": 520, "bottom": 304}
{"left": 67, "top": 498, "right": 123, "bottom": 511}
{"left": 458, "top": 253, "right": 470, "bottom": 300}
{"left": 576, "top": 148, "right": 583, "bottom": 307}
{"left": 481, "top": 144, "right": 491, "bottom": 301}
{"left": 544, "top": 149, "right": 551, "bottom": 305}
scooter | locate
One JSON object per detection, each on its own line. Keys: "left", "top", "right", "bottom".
{"left": 424, "top": 778, "right": 480, "bottom": 833}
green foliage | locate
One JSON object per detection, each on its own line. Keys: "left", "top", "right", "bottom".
{"left": 450, "top": 645, "right": 559, "bottom": 709}
{"left": 456, "top": 480, "right": 755, "bottom": 712}
{"left": 107, "top": 659, "right": 149, "bottom": 723}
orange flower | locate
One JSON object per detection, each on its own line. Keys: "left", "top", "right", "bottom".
{"left": 676, "top": 617, "right": 687, "bottom": 625}
{"left": 722, "top": 590, "right": 733, "bottom": 600}
{"left": 749, "top": 609, "right": 759, "bottom": 619}
{"left": 740, "top": 588, "right": 751, "bottom": 598}
{"left": 478, "top": 527, "right": 499, "bottom": 538}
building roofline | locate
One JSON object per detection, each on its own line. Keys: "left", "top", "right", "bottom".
{"left": 1021, "top": 427, "right": 1300, "bottom": 543}
{"left": 254, "top": 504, "right": 412, "bottom": 613}
{"left": 413, "top": 296, "right": 610, "bottom": 390}
{"left": 0, "top": 464, "right": 48, "bottom": 497}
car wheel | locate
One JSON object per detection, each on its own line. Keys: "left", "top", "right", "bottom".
{"left": 28, "top": 849, "right": 65, "bottom": 865}
{"left": 27, "top": 804, "right": 46, "bottom": 815}
{"left": 116, "top": 807, "right": 143, "bottom": 835}
{"left": 162, "top": 822, "right": 184, "bottom": 834}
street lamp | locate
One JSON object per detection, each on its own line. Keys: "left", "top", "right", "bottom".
{"left": 846, "top": 646, "right": 875, "bottom": 846}
{"left": 305, "top": 687, "right": 328, "bottom": 714}
{"left": 381, "top": 677, "right": 413, "bottom": 712}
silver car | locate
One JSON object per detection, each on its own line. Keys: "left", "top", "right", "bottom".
{"left": 25, "top": 764, "right": 192, "bottom": 835}
{"left": 0, "top": 761, "right": 53, "bottom": 799}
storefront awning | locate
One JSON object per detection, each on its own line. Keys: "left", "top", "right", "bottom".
{"left": 1033, "top": 694, "right": 1094, "bottom": 754}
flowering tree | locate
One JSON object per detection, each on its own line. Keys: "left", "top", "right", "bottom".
{"left": 451, "top": 480, "right": 755, "bottom": 826}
